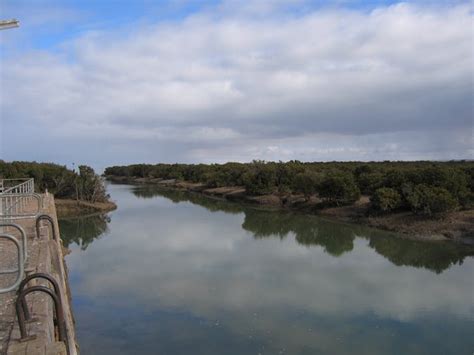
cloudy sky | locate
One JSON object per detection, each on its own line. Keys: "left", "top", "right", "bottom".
{"left": 0, "top": 0, "right": 472, "bottom": 170}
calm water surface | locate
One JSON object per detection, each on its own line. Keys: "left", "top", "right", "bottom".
{"left": 59, "top": 184, "right": 474, "bottom": 355}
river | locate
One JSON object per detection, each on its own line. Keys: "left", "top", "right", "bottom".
{"left": 59, "top": 184, "right": 474, "bottom": 355}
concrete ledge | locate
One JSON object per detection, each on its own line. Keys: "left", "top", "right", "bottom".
{"left": 2, "top": 194, "right": 78, "bottom": 355}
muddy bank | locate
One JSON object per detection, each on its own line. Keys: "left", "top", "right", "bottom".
{"left": 106, "top": 175, "right": 474, "bottom": 243}
{"left": 55, "top": 198, "right": 117, "bottom": 218}
{"left": 317, "top": 198, "right": 474, "bottom": 243}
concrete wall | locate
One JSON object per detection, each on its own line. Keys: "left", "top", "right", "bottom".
{"left": 2, "top": 194, "right": 78, "bottom": 355}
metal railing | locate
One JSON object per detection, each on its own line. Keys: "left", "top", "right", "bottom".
{"left": 0, "top": 178, "right": 34, "bottom": 194}
{"left": 0, "top": 223, "right": 28, "bottom": 269}
{"left": 0, "top": 179, "right": 44, "bottom": 219}
{"left": 18, "top": 273, "right": 61, "bottom": 321}
{"left": 0, "top": 180, "right": 70, "bottom": 352}
{"left": 1, "top": 178, "right": 38, "bottom": 294}
{"left": 0, "top": 214, "right": 56, "bottom": 294}
{"left": 0, "top": 233, "right": 24, "bottom": 293}
{"left": 36, "top": 215, "right": 58, "bottom": 241}
{"left": 16, "top": 278, "right": 70, "bottom": 354}
{"left": 0, "top": 193, "right": 43, "bottom": 219}
{"left": 16, "top": 273, "right": 69, "bottom": 348}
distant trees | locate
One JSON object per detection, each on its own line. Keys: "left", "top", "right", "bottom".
{"left": 0, "top": 161, "right": 75, "bottom": 196}
{"left": 0, "top": 161, "right": 108, "bottom": 203}
{"left": 104, "top": 160, "right": 474, "bottom": 217}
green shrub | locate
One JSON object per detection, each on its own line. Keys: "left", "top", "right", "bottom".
{"left": 293, "top": 171, "right": 321, "bottom": 200}
{"left": 318, "top": 172, "right": 360, "bottom": 206}
{"left": 371, "top": 188, "right": 402, "bottom": 212}
{"left": 407, "top": 184, "right": 458, "bottom": 216}
{"left": 357, "top": 172, "right": 384, "bottom": 194}
{"left": 459, "top": 191, "right": 474, "bottom": 209}
{"left": 419, "top": 167, "right": 470, "bottom": 201}
{"left": 275, "top": 162, "right": 298, "bottom": 193}
{"left": 242, "top": 161, "right": 277, "bottom": 195}
{"left": 382, "top": 169, "right": 409, "bottom": 190}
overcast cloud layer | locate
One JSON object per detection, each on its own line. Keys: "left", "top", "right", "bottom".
{"left": 0, "top": 1, "right": 473, "bottom": 168}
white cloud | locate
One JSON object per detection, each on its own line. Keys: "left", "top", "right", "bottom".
{"left": 1, "top": 2, "right": 472, "bottom": 166}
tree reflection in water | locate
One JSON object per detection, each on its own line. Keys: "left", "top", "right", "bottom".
{"left": 132, "top": 186, "right": 474, "bottom": 273}
{"left": 59, "top": 214, "right": 111, "bottom": 250}
{"left": 133, "top": 186, "right": 243, "bottom": 214}
{"left": 242, "top": 210, "right": 356, "bottom": 256}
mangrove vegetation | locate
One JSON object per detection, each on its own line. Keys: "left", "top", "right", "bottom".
{"left": 105, "top": 160, "right": 474, "bottom": 217}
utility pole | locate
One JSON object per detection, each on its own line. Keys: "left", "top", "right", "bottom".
{"left": 0, "top": 19, "right": 19, "bottom": 30}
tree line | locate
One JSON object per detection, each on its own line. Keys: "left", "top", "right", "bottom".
{"left": 0, "top": 161, "right": 108, "bottom": 203}
{"left": 105, "top": 160, "right": 474, "bottom": 216}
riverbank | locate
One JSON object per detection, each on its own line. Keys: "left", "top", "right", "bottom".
{"left": 106, "top": 176, "right": 474, "bottom": 243}
{"left": 55, "top": 199, "right": 117, "bottom": 218}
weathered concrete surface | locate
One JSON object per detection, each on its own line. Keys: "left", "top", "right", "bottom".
{"left": 0, "top": 194, "right": 77, "bottom": 355}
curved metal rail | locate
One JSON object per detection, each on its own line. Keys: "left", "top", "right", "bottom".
{"left": 35, "top": 214, "right": 58, "bottom": 240}
{"left": 0, "top": 223, "right": 28, "bottom": 266}
{"left": 18, "top": 273, "right": 61, "bottom": 321}
{"left": 0, "top": 233, "right": 24, "bottom": 293}
{"left": 16, "top": 285, "right": 69, "bottom": 353}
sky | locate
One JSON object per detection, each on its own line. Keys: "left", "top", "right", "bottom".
{"left": 0, "top": 0, "right": 472, "bottom": 170}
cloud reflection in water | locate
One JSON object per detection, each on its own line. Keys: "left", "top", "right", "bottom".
{"left": 61, "top": 184, "right": 474, "bottom": 355}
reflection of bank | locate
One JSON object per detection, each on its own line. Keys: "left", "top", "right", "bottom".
{"left": 59, "top": 214, "right": 111, "bottom": 250}
{"left": 132, "top": 185, "right": 474, "bottom": 274}
{"left": 132, "top": 185, "right": 244, "bottom": 214}
{"left": 242, "top": 210, "right": 357, "bottom": 256}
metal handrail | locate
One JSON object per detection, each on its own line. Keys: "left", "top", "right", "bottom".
{"left": 0, "top": 178, "right": 38, "bottom": 218}
{"left": 0, "top": 180, "right": 71, "bottom": 353}
{"left": 0, "top": 233, "right": 24, "bottom": 293}
{"left": 36, "top": 215, "right": 58, "bottom": 241}
{"left": 0, "top": 223, "right": 28, "bottom": 268}
{"left": 18, "top": 273, "right": 61, "bottom": 321}
{"left": 16, "top": 285, "right": 69, "bottom": 351}
{"left": 0, "top": 193, "right": 43, "bottom": 219}
{"left": 0, "top": 178, "right": 34, "bottom": 195}
{"left": 0, "top": 178, "right": 38, "bottom": 294}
